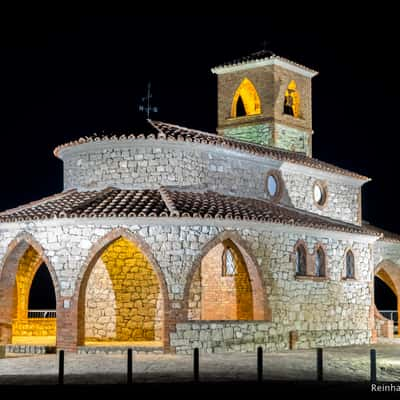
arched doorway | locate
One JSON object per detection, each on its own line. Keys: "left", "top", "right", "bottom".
{"left": 0, "top": 238, "right": 57, "bottom": 345}
{"left": 375, "top": 261, "right": 400, "bottom": 337}
{"left": 77, "top": 234, "right": 166, "bottom": 348}
{"left": 187, "top": 234, "right": 269, "bottom": 321}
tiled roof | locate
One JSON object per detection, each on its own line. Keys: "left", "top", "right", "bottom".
{"left": 362, "top": 222, "right": 400, "bottom": 243}
{"left": 0, "top": 188, "right": 169, "bottom": 221}
{"left": 54, "top": 120, "right": 369, "bottom": 181}
{"left": 211, "top": 51, "right": 318, "bottom": 76}
{"left": 0, "top": 187, "right": 379, "bottom": 237}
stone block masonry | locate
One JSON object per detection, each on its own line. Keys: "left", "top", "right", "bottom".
{"left": 0, "top": 220, "right": 374, "bottom": 352}
{"left": 171, "top": 322, "right": 371, "bottom": 354}
{"left": 12, "top": 319, "right": 56, "bottom": 336}
{"left": 59, "top": 139, "right": 361, "bottom": 225}
{"left": 85, "top": 237, "right": 163, "bottom": 342}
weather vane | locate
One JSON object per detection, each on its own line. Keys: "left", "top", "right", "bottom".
{"left": 139, "top": 81, "right": 158, "bottom": 119}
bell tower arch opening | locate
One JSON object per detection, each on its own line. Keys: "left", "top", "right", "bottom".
{"left": 231, "top": 78, "right": 261, "bottom": 118}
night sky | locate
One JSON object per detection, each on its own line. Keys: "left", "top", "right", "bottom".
{"left": 0, "top": 14, "right": 398, "bottom": 308}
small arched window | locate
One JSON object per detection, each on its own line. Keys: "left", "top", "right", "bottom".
{"left": 222, "top": 248, "right": 237, "bottom": 276}
{"left": 295, "top": 244, "right": 307, "bottom": 276}
{"left": 283, "top": 80, "right": 300, "bottom": 118}
{"left": 345, "top": 249, "right": 355, "bottom": 279}
{"left": 231, "top": 78, "right": 261, "bottom": 118}
{"left": 315, "top": 247, "right": 326, "bottom": 277}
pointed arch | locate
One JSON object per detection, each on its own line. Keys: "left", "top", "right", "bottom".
{"left": 0, "top": 233, "right": 60, "bottom": 344}
{"left": 184, "top": 231, "right": 270, "bottom": 321}
{"left": 294, "top": 240, "right": 307, "bottom": 276}
{"left": 374, "top": 260, "right": 400, "bottom": 338}
{"left": 74, "top": 228, "right": 169, "bottom": 348}
{"left": 313, "top": 243, "right": 327, "bottom": 277}
{"left": 375, "top": 260, "right": 400, "bottom": 294}
{"left": 283, "top": 79, "right": 301, "bottom": 118}
{"left": 344, "top": 248, "right": 355, "bottom": 279}
{"left": 231, "top": 78, "right": 262, "bottom": 117}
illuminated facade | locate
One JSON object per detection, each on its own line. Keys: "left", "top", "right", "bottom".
{"left": 0, "top": 51, "right": 399, "bottom": 354}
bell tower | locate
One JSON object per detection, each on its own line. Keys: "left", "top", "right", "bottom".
{"left": 211, "top": 51, "right": 318, "bottom": 156}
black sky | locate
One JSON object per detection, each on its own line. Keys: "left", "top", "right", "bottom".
{"left": 0, "top": 14, "right": 399, "bottom": 234}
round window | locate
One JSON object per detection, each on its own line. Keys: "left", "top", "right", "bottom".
{"left": 265, "top": 170, "right": 282, "bottom": 201}
{"left": 313, "top": 181, "right": 327, "bottom": 206}
{"left": 267, "top": 175, "right": 278, "bottom": 197}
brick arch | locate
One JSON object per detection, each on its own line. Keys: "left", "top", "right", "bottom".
{"left": 374, "top": 260, "right": 400, "bottom": 338}
{"left": 0, "top": 232, "right": 61, "bottom": 343}
{"left": 184, "top": 230, "right": 270, "bottom": 321}
{"left": 375, "top": 260, "right": 400, "bottom": 295}
{"left": 74, "top": 227, "right": 170, "bottom": 348}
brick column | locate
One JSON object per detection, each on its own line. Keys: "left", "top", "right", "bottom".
{"left": 56, "top": 297, "right": 79, "bottom": 352}
{"left": 166, "top": 301, "right": 186, "bottom": 353}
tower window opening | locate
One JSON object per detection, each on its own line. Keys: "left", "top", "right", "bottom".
{"left": 236, "top": 95, "right": 246, "bottom": 117}
{"left": 283, "top": 80, "right": 300, "bottom": 118}
{"left": 231, "top": 78, "right": 261, "bottom": 118}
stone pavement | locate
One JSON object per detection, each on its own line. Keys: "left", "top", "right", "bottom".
{"left": 1, "top": 341, "right": 400, "bottom": 385}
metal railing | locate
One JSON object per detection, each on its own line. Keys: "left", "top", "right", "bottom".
{"left": 27, "top": 310, "right": 56, "bottom": 318}
{"left": 378, "top": 309, "right": 398, "bottom": 324}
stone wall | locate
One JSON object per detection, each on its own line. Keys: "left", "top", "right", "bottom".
{"left": 59, "top": 140, "right": 362, "bottom": 225}
{"left": 84, "top": 237, "right": 162, "bottom": 341}
{"left": 188, "top": 267, "right": 201, "bottom": 320}
{"left": 12, "top": 319, "right": 56, "bottom": 337}
{"left": 222, "top": 123, "right": 273, "bottom": 147}
{"left": 374, "top": 308, "right": 393, "bottom": 339}
{"left": 0, "top": 219, "right": 375, "bottom": 352}
{"left": 85, "top": 258, "right": 117, "bottom": 339}
{"left": 171, "top": 322, "right": 371, "bottom": 354}
{"left": 282, "top": 170, "right": 360, "bottom": 225}
{"left": 276, "top": 125, "right": 309, "bottom": 154}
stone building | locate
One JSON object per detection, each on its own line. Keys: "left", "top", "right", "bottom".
{"left": 0, "top": 51, "right": 399, "bottom": 354}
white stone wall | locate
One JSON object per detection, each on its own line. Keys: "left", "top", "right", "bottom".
{"left": 59, "top": 139, "right": 362, "bottom": 225}
{"left": 373, "top": 241, "right": 400, "bottom": 268}
{"left": 0, "top": 218, "right": 374, "bottom": 352}
{"left": 282, "top": 170, "right": 360, "bottom": 225}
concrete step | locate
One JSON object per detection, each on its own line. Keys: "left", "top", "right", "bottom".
{"left": 6, "top": 344, "right": 56, "bottom": 354}
{"left": 77, "top": 345, "right": 164, "bottom": 354}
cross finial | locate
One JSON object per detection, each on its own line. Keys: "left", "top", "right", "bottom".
{"left": 138, "top": 81, "right": 158, "bottom": 119}
{"left": 262, "top": 40, "right": 269, "bottom": 51}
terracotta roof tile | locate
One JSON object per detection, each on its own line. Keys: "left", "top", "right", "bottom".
{"left": 0, "top": 187, "right": 379, "bottom": 237}
{"left": 0, "top": 188, "right": 169, "bottom": 221}
{"left": 362, "top": 222, "right": 399, "bottom": 243}
{"left": 53, "top": 120, "right": 369, "bottom": 181}
{"left": 164, "top": 189, "right": 377, "bottom": 235}
{"left": 149, "top": 121, "right": 369, "bottom": 181}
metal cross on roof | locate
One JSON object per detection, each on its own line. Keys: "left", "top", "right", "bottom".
{"left": 139, "top": 81, "right": 158, "bottom": 119}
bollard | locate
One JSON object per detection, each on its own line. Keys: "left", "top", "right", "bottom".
{"left": 58, "top": 350, "right": 64, "bottom": 385}
{"left": 257, "top": 346, "right": 263, "bottom": 382}
{"left": 193, "top": 347, "right": 199, "bottom": 382}
{"left": 127, "top": 348, "right": 133, "bottom": 384}
{"left": 317, "top": 348, "right": 323, "bottom": 382}
{"left": 370, "top": 349, "right": 376, "bottom": 383}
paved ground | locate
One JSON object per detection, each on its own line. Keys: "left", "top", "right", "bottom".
{"left": 1, "top": 340, "right": 400, "bottom": 386}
